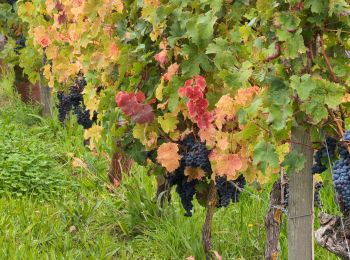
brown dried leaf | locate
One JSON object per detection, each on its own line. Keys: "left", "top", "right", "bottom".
{"left": 72, "top": 157, "right": 88, "bottom": 169}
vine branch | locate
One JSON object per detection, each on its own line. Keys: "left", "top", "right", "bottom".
{"left": 319, "top": 36, "right": 338, "bottom": 83}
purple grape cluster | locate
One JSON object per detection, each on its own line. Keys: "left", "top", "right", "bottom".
{"left": 312, "top": 137, "right": 337, "bottom": 174}
{"left": 332, "top": 157, "right": 350, "bottom": 209}
{"left": 216, "top": 175, "right": 245, "bottom": 208}
{"left": 56, "top": 77, "right": 97, "bottom": 129}
{"left": 165, "top": 135, "right": 211, "bottom": 216}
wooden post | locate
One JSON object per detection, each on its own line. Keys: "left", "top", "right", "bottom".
{"left": 265, "top": 178, "right": 283, "bottom": 260}
{"left": 288, "top": 125, "right": 314, "bottom": 260}
{"left": 39, "top": 72, "right": 52, "bottom": 117}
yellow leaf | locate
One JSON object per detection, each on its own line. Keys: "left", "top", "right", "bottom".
{"left": 156, "top": 143, "right": 181, "bottom": 172}
{"left": 244, "top": 166, "right": 258, "bottom": 183}
{"left": 84, "top": 125, "right": 103, "bottom": 150}
{"left": 155, "top": 80, "right": 164, "bottom": 101}
{"left": 85, "top": 97, "right": 100, "bottom": 118}
{"left": 342, "top": 93, "right": 350, "bottom": 103}
{"left": 158, "top": 113, "right": 178, "bottom": 133}
{"left": 133, "top": 124, "right": 158, "bottom": 149}
{"left": 314, "top": 174, "right": 323, "bottom": 183}
{"left": 184, "top": 167, "right": 205, "bottom": 181}
{"left": 113, "top": 0, "right": 124, "bottom": 13}
{"left": 275, "top": 143, "right": 290, "bottom": 162}
{"left": 45, "top": 45, "right": 58, "bottom": 60}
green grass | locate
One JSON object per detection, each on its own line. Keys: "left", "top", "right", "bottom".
{"left": 0, "top": 93, "right": 342, "bottom": 259}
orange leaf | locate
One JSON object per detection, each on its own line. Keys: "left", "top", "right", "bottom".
{"left": 215, "top": 94, "right": 235, "bottom": 129}
{"left": 184, "top": 167, "right": 206, "bottom": 181}
{"left": 156, "top": 143, "right": 181, "bottom": 172}
{"left": 33, "top": 26, "right": 51, "bottom": 48}
{"left": 210, "top": 152, "right": 243, "bottom": 180}
{"left": 235, "top": 86, "right": 260, "bottom": 106}
{"left": 163, "top": 63, "right": 179, "bottom": 82}
{"left": 199, "top": 124, "right": 217, "bottom": 148}
{"left": 109, "top": 43, "right": 120, "bottom": 60}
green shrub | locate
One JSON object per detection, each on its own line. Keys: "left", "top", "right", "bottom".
{"left": 0, "top": 111, "right": 72, "bottom": 199}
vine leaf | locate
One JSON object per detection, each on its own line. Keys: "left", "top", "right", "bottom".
{"left": 156, "top": 143, "right": 181, "bottom": 172}
{"left": 282, "top": 151, "right": 306, "bottom": 175}
{"left": 184, "top": 167, "right": 205, "bottom": 181}
{"left": 84, "top": 125, "right": 103, "bottom": 150}
{"left": 253, "top": 141, "right": 279, "bottom": 173}
{"left": 158, "top": 113, "right": 178, "bottom": 133}
{"left": 210, "top": 152, "right": 243, "bottom": 180}
{"left": 163, "top": 63, "right": 179, "bottom": 82}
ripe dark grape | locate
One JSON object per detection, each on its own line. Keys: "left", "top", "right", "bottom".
{"left": 56, "top": 76, "right": 98, "bottom": 129}
{"left": 57, "top": 91, "right": 72, "bottom": 123}
{"left": 69, "top": 86, "right": 83, "bottom": 108}
{"left": 166, "top": 161, "right": 197, "bottom": 217}
{"left": 73, "top": 106, "right": 97, "bottom": 129}
{"left": 216, "top": 175, "right": 245, "bottom": 208}
{"left": 163, "top": 135, "right": 213, "bottom": 216}
{"left": 182, "top": 135, "right": 212, "bottom": 174}
{"left": 176, "top": 175, "right": 197, "bottom": 217}
{"left": 332, "top": 157, "right": 350, "bottom": 210}
{"left": 343, "top": 130, "right": 350, "bottom": 142}
{"left": 312, "top": 137, "right": 337, "bottom": 174}
{"left": 283, "top": 182, "right": 322, "bottom": 209}
{"left": 7, "top": 0, "right": 17, "bottom": 5}
{"left": 14, "top": 36, "right": 26, "bottom": 54}
{"left": 314, "top": 182, "right": 323, "bottom": 209}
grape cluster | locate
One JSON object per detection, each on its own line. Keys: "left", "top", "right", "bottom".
{"left": 165, "top": 135, "right": 247, "bottom": 215}
{"left": 312, "top": 137, "right": 337, "bottom": 174}
{"left": 216, "top": 175, "right": 245, "bottom": 208}
{"left": 343, "top": 130, "right": 350, "bottom": 142}
{"left": 283, "top": 182, "right": 323, "bottom": 209}
{"left": 182, "top": 135, "right": 211, "bottom": 173}
{"left": 7, "top": 0, "right": 17, "bottom": 6}
{"left": 332, "top": 157, "right": 350, "bottom": 210}
{"left": 166, "top": 135, "right": 211, "bottom": 217}
{"left": 314, "top": 182, "right": 323, "bottom": 209}
{"left": 57, "top": 91, "right": 73, "bottom": 122}
{"left": 14, "top": 36, "right": 26, "bottom": 54}
{"left": 56, "top": 77, "right": 97, "bottom": 129}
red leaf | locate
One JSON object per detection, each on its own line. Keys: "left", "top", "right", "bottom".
{"left": 115, "top": 91, "right": 155, "bottom": 124}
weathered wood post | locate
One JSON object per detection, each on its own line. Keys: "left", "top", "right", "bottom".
{"left": 288, "top": 125, "right": 314, "bottom": 259}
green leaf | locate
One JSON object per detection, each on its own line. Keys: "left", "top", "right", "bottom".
{"left": 253, "top": 141, "right": 279, "bottom": 172}
{"left": 185, "top": 11, "right": 217, "bottom": 47}
{"left": 305, "top": 0, "right": 327, "bottom": 13}
{"left": 282, "top": 151, "right": 306, "bottom": 175}
{"left": 290, "top": 74, "right": 317, "bottom": 100}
